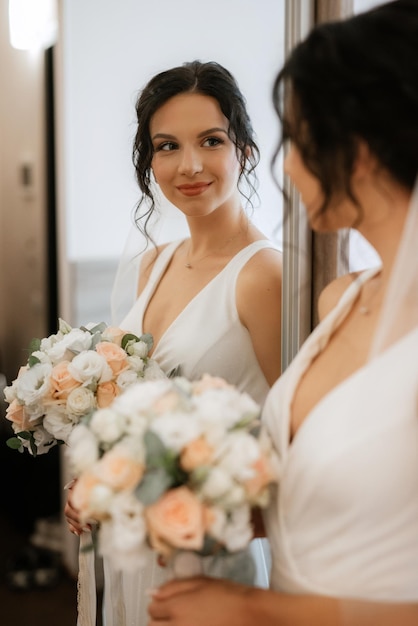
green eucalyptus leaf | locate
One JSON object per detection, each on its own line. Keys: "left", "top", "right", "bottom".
{"left": 121, "top": 333, "right": 139, "bottom": 351}
{"left": 87, "top": 322, "right": 107, "bottom": 335}
{"left": 139, "top": 333, "right": 154, "bottom": 351}
{"left": 28, "top": 337, "right": 41, "bottom": 355}
{"left": 144, "top": 430, "right": 168, "bottom": 467}
{"left": 135, "top": 467, "right": 174, "bottom": 505}
{"left": 28, "top": 355, "right": 41, "bottom": 368}
{"left": 15, "top": 430, "right": 33, "bottom": 440}
{"left": 190, "top": 465, "right": 211, "bottom": 485}
{"left": 6, "top": 437, "right": 23, "bottom": 450}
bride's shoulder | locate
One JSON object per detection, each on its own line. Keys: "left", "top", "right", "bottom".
{"left": 318, "top": 271, "right": 360, "bottom": 321}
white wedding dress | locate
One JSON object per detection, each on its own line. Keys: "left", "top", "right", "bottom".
{"left": 263, "top": 267, "right": 418, "bottom": 601}
{"left": 102, "top": 239, "right": 279, "bottom": 626}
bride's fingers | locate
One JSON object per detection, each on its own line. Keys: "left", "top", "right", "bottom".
{"left": 151, "top": 576, "right": 209, "bottom": 600}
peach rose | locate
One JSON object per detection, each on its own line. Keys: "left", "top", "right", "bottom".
{"left": 97, "top": 381, "right": 120, "bottom": 408}
{"left": 5, "top": 399, "right": 32, "bottom": 430}
{"left": 95, "top": 342, "right": 129, "bottom": 375}
{"left": 145, "top": 487, "right": 205, "bottom": 557}
{"left": 49, "top": 361, "right": 80, "bottom": 400}
{"left": 180, "top": 436, "right": 215, "bottom": 472}
{"left": 97, "top": 448, "right": 144, "bottom": 491}
{"left": 72, "top": 471, "right": 106, "bottom": 521}
{"left": 153, "top": 391, "right": 180, "bottom": 414}
{"left": 244, "top": 456, "right": 275, "bottom": 498}
{"left": 101, "top": 326, "right": 126, "bottom": 347}
{"left": 192, "top": 374, "right": 231, "bottom": 395}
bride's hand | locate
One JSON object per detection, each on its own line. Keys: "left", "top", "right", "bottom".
{"left": 148, "top": 577, "right": 252, "bottom": 626}
{"left": 64, "top": 479, "right": 90, "bottom": 536}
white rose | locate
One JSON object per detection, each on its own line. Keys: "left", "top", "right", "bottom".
{"left": 67, "top": 424, "right": 99, "bottom": 473}
{"left": 33, "top": 427, "right": 58, "bottom": 455}
{"left": 128, "top": 340, "right": 149, "bottom": 359}
{"left": 126, "top": 355, "right": 145, "bottom": 374}
{"left": 58, "top": 318, "right": 73, "bottom": 334}
{"left": 68, "top": 351, "right": 113, "bottom": 384}
{"left": 150, "top": 413, "right": 201, "bottom": 453}
{"left": 16, "top": 363, "right": 52, "bottom": 406}
{"left": 199, "top": 466, "right": 234, "bottom": 501}
{"left": 99, "top": 492, "right": 148, "bottom": 571}
{"left": 218, "top": 484, "right": 247, "bottom": 508}
{"left": 222, "top": 505, "right": 253, "bottom": 552}
{"left": 88, "top": 483, "right": 114, "bottom": 516}
{"left": 66, "top": 386, "right": 97, "bottom": 417}
{"left": 217, "top": 432, "right": 261, "bottom": 482}
{"left": 31, "top": 350, "right": 52, "bottom": 365}
{"left": 143, "top": 360, "right": 166, "bottom": 381}
{"left": 90, "top": 408, "right": 126, "bottom": 444}
{"left": 40, "top": 332, "right": 63, "bottom": 352}
{"left": 113, "top": 379, "right": 172, "bottom": 417}
{"left": 45, "top": 328, "right": 93, "bottom": 363}
{"left": 43, "top": 406, "right": 75, "bottom": 443}
{"left": 117, "top": 369, "right": 139, "bottom": 390}
{"left": 4, "top": 380, "right": 18, "bottom": 403}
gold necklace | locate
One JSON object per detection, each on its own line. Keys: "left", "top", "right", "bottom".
{"left": 184, "top": 230, "right": 245, "bottom": 269}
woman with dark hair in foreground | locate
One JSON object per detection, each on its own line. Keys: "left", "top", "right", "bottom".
{"left": 148, "top": 2, "right": 418, "bottom": 623}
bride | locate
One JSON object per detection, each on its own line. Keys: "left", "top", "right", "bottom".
{"left": 147, "top": 1, "right": 418, "bottom": 624}
{"left": 65, "top": 60, "right": 282, "bottom": 624}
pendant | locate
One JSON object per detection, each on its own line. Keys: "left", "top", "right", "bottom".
{"left": 359, "top": 305, "right": 370, "bottom": 315}
{"left": 185, "top": 263, "right": 192, "bottom": 269}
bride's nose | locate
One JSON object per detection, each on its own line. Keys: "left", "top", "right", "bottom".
{"left": 178, "top": 146, "right": 203, "bottom": 176}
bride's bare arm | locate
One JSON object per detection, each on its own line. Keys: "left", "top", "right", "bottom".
{"left": 148, "top": 578, "right": 418, "bottom": 626}
{"left": 236, "top": 248, "right": 282, "bottom": 386}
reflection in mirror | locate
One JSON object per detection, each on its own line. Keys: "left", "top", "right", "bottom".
{"left": 57, "top": 0, "right": 286, "bottom": 328}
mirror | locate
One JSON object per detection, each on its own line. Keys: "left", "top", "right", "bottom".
{"left": 57, "top": 0, "right": 287, "bottom": 327}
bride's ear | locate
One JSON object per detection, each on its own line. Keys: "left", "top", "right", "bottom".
{"left": 352, "top": 139, "right": 379, "bottom": 180}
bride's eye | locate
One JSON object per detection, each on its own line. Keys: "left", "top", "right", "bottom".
{"left": 154, "top": 141, "right": 178, "bottom": 152}
{"left": 202, "top": 136, "right": 224, "bottom": 148}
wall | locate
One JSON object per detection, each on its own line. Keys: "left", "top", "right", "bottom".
{"left": 0, "top": 0, "right": 49, "bottom": 384}
{"left": 59, "top": 0, "right": 285, "bottom": 266}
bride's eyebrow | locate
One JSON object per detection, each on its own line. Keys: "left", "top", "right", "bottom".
{"left": 197, "top": 127, "right": 228, "bottom": 138}
{"left": 152, "top": 133, "right": 176, "bottom": 141}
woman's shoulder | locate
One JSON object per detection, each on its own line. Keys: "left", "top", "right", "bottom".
{"left": 238, "top": 243, "right": 283, "bottom": 291}
{"left": 317, "top": 271, "right": 360, "bottom": 321}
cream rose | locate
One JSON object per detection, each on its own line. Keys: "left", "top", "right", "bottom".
{"left": 66, "top": 386, "right": 96, "bottom": 417}
{"left": 95, "top": 342, "right": 129, "bottom": 376}
{"left": 145, "top": 486, "right": 205, "bottom": 557}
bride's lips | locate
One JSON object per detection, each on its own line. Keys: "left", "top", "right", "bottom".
{"left": 177, "top": 182, "right": 212, "bottom": 196}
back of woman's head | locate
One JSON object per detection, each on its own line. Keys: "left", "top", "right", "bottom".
{"left": 273, "top": 0, "right": 418, "bottom": 208}
{"left": 133, "top": 60, "right": 259, "bottom": 226}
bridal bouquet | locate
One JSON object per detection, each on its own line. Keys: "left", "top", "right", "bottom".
{"left": 4, "top": 319, "right": 165, "bottom": 456}
{"left": 67, "top": 374, "right": 279, "bottom": 582}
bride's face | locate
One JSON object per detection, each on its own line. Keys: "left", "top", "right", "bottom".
{"left": 149, "top": 93, "right": 242, "bottom": 217}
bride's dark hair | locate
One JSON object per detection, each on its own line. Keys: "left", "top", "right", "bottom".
{"left": 133, "top": 60, "right": 260, "bottom": 241}
{"left": 272, "top": 0, "right": 418, "bottom": 222}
